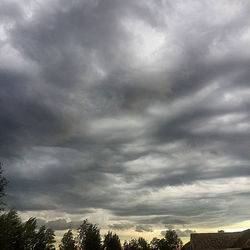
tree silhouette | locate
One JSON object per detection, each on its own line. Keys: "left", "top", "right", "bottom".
{"left": 123, "top": 239, "right": 139, "bottom": 250}
{"left": 150, "top": 231, "right": 182, "bottom": 250}
{"left": 103, "top": 231, "right": 122, "bottom": 250}
{"left": 150, "top": 238, "right": 168, "bottom": 250}
{"left": 23, "top": 217, "right": 37, "bottom": 249}
{"left": 138, "top": 237, "right": 150, "bottom": 250}
{"left": 151, "top": 237, "right": 160, "bottom": 250}
{"left": 59, "top": 230, "right": 77, "bottom": 250}
{"left": 77, "top": 219, "right": 101, "bottom": 250}
{"left": 164, "top": 230, "right": 182, "bottom": 250}
{"left": 0, "top": 163, "right": 7, "bottom": 210}
{"left": 0, "top": 210, "right": 24, "bottom": 249}
{"left": 32, "top": 225, "right": 56, "bottom": 250}
{"left": 123, "top": 238, "right": 150, "bottom": 250}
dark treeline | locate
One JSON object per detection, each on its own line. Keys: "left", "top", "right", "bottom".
{"left": 61, "top": 219, "right": 183, "bottom": 250}
{"left": 0, "top": 210, "right": 56, "bottom": 249}
{"left": 0, "top": 211, "right": 182, "bottom": 250}
{"left": 0, "top": 164, "right": 183, "bottom": 250}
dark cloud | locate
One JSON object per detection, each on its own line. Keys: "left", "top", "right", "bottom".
{"left": 137, "top": 217, "right": 189, "bottom": 226}
{"left": 1, "top": 0, "right": 250, "bottom": 232}
{"left": 36, "top": 218, "right": 81, "bottom": 231}
{"left": 161, "top": 229, "right": 196, "bottom": 237}
{"left": 109, "top": 223, "right": 134, "bottom": 231}
{"left": 135, "top": 225, "right": 153, "bottom": 233}
{"left": 0, "top": 0, "right": 22, "bottom": 21}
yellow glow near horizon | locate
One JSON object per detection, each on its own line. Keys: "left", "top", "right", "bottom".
{"left": 52, "top": 219, "right": 250, "bottom": 247}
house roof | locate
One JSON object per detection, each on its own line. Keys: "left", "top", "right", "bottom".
{"left": 190, "top": 232, "right": 243, "bottom": 250}
{"left": 181, "top": 241, "right": 190, "bottom": 250}
{"left": 181, "top": 229, "right": 250, "bottom": 250}
{"left": 232, "top": 229, "right": 250, "bottom": 248}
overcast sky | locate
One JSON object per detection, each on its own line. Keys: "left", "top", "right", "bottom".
{"left": 1, "top": 0, "right": 250, "bottom": 239}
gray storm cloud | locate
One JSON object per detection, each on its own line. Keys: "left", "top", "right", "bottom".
{"left": 0, "top": 0, "right": 250, "bottom": 230}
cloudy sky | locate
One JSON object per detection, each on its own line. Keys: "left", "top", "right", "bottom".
{"left": 1, "top": 0, "right": 250, "bottom": 241}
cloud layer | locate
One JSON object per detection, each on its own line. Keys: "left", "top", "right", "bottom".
{"left": 1, "top": 0, "right": 250, "bottom": 232}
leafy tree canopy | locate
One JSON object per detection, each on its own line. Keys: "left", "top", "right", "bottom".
{"left": 59, "top": 230, "right": 77, "bottom": 250}
{"left": 103, "top": 231, "right": 122, "bottom": 250}
{"left": 0, "top": 163, "right": 7, "bottom": 210}
{"left": 78, "top": 219, "right": 101, "bottom": 250}
{"left": 0, "top": 210, "right": 56, "bottom": 250}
